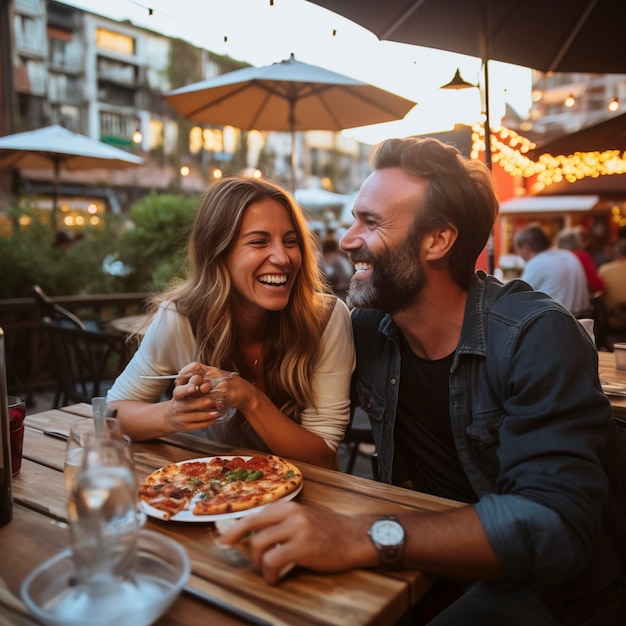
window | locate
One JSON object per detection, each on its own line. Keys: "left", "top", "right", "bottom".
{"left": 95, "top": 28, "right": 135, "bottom": 56}
{"left": 99, "top": 111, "right": 136, "bottom": 147}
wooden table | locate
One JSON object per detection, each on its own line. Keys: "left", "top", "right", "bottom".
{"left": 1, "top": 404, "right": 463, "bottom": 626}
{"left": 599, "top": 350, "right": 626, "bottom": 419}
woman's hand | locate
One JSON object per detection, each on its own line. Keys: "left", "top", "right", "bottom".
{"left": 163, "top": 362, "right": 239, "bottom": 432}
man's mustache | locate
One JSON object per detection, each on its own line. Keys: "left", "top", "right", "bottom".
{"left": 347, "top": 252, "right": 374, "bottom": 265}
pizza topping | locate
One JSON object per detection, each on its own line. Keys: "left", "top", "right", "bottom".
{"left": 225, "top": 467, "right": 264, "bottom": 482}
{"left": 139, "top": 455, "right": 302, "bottom": 520}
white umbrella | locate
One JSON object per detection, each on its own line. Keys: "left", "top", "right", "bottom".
{"left": 164, "top": 53, "right": 416, "bottom": 190}
{"left": 0, "top": 124, "right": 144, "bottom": 225}
{"left": 294, "top": 187, "right": 349, "bottom": 210}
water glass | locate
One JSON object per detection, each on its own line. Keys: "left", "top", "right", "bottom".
{"left": 64, "top": 418, "right": 129, "bottom": 493}
{"left": 67, "top": 438, "right": 140, "bottom": 586}
{"left": 207, "top": 374, "right": 237, "bottom": 422}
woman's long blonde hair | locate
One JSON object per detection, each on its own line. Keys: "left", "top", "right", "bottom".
{"left": 149, "top": 176, "right": 333, "bottom": 422}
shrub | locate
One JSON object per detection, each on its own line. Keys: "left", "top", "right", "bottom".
{"left": 0, "top": 193, "right": 200, "bottom": 297}
{"left": 0, "top": 204, "right": 121, "bottom": 298}
{"left": 115, "top": 193, "right": 199, "bottom": 292}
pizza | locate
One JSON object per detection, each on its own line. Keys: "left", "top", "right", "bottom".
{"left": 139, "top": 455, "right": 303, "bottom": 520}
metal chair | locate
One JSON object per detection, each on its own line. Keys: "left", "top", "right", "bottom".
{"left": 41, "top": 316, "right": 128, "bottom": 407}
{"left": 593, "top": 293, "right": 626, "bottom": 351}
{"left": 342, "top": 406, "right": 377, "bottom": 479}
{"left": 33, "top": 284, "right": 86, "bottom": 330}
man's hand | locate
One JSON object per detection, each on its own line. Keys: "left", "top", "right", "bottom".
{"left": 219, "top": 501, "right": 377, "bottom": 583}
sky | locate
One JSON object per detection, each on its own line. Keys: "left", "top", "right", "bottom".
{"left": 61, "top": 0, "right": 533, "bottom": 144}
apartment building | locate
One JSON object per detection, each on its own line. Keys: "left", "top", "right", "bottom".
{"left": 1, "top": 0, "right": 367, "bottom": 218}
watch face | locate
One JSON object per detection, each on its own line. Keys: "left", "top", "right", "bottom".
{"left": 372, "top": 519, "right": 404, "bottom": 546}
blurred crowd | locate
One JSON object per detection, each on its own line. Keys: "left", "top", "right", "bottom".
{"left": 511, "top": 222, "right": 626, "bottom": 347}
{"left": 308, "top": 211, "right": 354, "bottom": 302}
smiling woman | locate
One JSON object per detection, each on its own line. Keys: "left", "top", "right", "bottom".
{"left": 106, "top": 176, "right": 355, "bottom": 470}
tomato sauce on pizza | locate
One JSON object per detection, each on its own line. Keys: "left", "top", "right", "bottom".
{"left": 139, "top": 455, "right": 303, "bottom": 520}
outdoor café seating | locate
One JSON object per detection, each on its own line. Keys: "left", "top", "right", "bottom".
{"left": 32, "top": 284, "right": 87, "bottom": 330}
{"left": 593, "top": 293, "right": 626, "bottom": 351}
{"left": 342, "top": 406, "right": 377, "bottom": 477}
{"left": 41, "top": 316, "right": 128, "bottom": 407}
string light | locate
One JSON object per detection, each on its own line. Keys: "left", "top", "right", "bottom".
{"left": 471, "top": 123, "right": 626, "bottom": 187}
{"left": 564, "top": 94, "right": 576, "bottom": 108}
{"left": 609, "top": 97, "right": 620, "bottom": 112}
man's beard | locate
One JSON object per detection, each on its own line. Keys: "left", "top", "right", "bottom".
{"left": 347, "top": 230, "right": 426, "bottom": 313}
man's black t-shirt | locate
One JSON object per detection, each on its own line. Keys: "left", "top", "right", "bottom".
{"left": 393, "top": 338, "right": 476, "bottom": 503}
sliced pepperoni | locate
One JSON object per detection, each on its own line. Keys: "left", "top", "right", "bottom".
{"left": 245, "top": 456, "right": 270, "bottom": 471}
{"left": 225, "top": 457, "right": 246, "bottom": 470}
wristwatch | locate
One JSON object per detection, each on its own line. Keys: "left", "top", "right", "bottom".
{"left": 368, "top": 515, "right": 405, "bottom": 569}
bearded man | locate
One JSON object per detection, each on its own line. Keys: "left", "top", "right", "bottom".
{"left": 222, "top": 137, "right": 626, "bottom": 625}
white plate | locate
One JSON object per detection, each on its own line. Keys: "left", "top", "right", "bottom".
{"left": 140, "top": 455, "right": 303, "bottom": 523}
{"left": 601, "top": 382, "right": 626, "bottom": 397}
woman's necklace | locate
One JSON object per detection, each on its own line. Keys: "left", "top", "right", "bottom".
{"left": 249, "top": 345, "right": 262, "bottom": 386}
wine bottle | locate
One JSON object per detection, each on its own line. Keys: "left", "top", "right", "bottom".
{"left": 0, "top": 327, "right": 13, "bottom": 527}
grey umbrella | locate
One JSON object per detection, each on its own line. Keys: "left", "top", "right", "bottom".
{"left": 307, "top": 0, "right": 625, "bottom": 168}
{"left": 306, "top": 0, "right": 625, "bottom": 271}
{"left": 528, "top": 111, "right": 626, "bottom": 157}
{"left": 0, "top": 124, "right": 144, "bottom": 228}
{"left": 164, "top": 53, "right": 416, "bottom": 190}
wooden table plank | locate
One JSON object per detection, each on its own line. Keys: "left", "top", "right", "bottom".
{"left": 23, "top": 408, "right": 86, "bottom": 438}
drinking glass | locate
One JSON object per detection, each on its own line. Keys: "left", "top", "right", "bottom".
{"left": 64, "top": 418, "right": 129, "bottom": 493}
{"left": 8, "top": 396, "right": 26, "bottom": 476}
{"left": 67, "top": 438, "right": 140, "bottom": 586}
{"left": 207, "top": 373, "right": 237, "bottom": 422}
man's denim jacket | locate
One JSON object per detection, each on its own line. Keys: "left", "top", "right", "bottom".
{"left": 351, "top": 271, "right": 625, "bottom": 607}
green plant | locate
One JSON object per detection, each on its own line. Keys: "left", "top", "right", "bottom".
{"left": 0, "top": 204, "right": 122, "bottom": 298}
{"left": 116, "top": 193, "right": 199, "bottom": 292}
{"left": 0, "top": 192, "right": 199, "bottom": 298}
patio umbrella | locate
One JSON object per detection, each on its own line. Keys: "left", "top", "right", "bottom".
{"left": 307, "top": 0, "right": 625, "bottom": 166}
{"left": 294, "top": 187, "right": 349, "bottom": 211}
{"left": 528, "top": 111, "right": 626, "bottom": 157}
{"left": 164, "top": 53, "right": 416, "bottom": 190}
{"left": 524, "top": 113, "right": 626, "bottom": 198}
{"left": 0, "top": 124, "right": 144, "bottom": 227}
{"left": 307, "top": 0, "right": 625, "bottom": 271}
